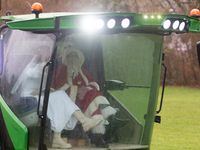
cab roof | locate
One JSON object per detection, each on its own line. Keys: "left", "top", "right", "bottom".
{"left": 0, "top": 12, "right": 105, "bottom": 22}
{"left": 0, "top": 12, "right": 199, "bottom": 34}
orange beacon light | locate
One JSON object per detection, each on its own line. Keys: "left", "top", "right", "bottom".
{"left": 31, "top": 2, "right": 43, "bottom": 18}
{"left": 190, "top": 9, "right": 200, "bottom": 17}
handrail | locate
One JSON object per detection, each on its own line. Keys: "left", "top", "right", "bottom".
{"left": 37, "top": 61, "right": 51, "bottom": 118}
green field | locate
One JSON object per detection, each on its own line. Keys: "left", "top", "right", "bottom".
{"left": 151, "top": 86, "right": 200, "bottom": 150}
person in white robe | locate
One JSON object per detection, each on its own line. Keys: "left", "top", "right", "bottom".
{"left": 11, "top": 46, "right": 102, "bottom": 149}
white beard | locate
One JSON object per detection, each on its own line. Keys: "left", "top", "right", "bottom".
{"left": 67, "top": 58, "right": 82, "bottom": 79}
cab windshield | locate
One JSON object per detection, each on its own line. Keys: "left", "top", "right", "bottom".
{"left": 0, "top": 29, "right": 163, "bottom": 149}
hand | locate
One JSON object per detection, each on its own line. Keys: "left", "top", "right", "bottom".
{"left": 78, "top": 87, "right": 89, "bottom": 100}
{"left": 50, "top": 88, "right": 55, "bottom": 92}
{"left": 32, "top": 88, "right": 54, "bottom": 95}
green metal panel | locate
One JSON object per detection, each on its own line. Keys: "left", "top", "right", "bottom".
{"left": 0, "top": 95, "right": 28, "bottom": 150}
{"left": 1, "top": 12, "right": 199, "bottom": 33}
{"left": 6, "top": 17, "right": 55, "bottom": 30}
{"left": 142, "top": 39, "right": 164, "bottom": 145}
{"left": 188, "top": 17, "right": 200, "bottom": 32}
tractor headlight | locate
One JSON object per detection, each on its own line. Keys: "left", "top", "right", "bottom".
{"left": 162, "top": 18, "right": 190, "bottom": 32}
{"left": 107, "top": 19, "right": 116, "bottom": 29}
{"left": 80, "top": 16, "right": 133, "bottom": 32}
{"left": 121, "top": 18, "right": 130, "bottom": 28}
{"left": 163, "top": 19, "right": 171, "bottom": 29}
{"left": 95, "top": 19, "right": 104, "bottom": 29}
{"left": 179, "top": 22, "right": 186, "bottom": 31}
{"left": 172, "top": 20, "right": 180, "bottom": 30}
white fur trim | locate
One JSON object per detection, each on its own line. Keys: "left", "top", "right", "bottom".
{"left": 70, "top": 85, "right": 78, "bottom": 103}
{"left": 86, "top": 87, "right": 93, "bottom": 91}
{"left": 67, "top": 75, "right": 73, "bottom": 86}
{"left": 91, "top": 123, "right": 106, "bottom": 134}
{"left": 84, "top": 96, "right": 109, "bottom": 118}
{"left": 88, "top": 82, "right": 100, "bottom": 91}
{"left": 91, "top": 114, "right": 108, "bottom": 125}
{"left": 79, "top": 70, "right": 89, "bottom": 86}
{"left": 59, "top": 83, "right": 70, "bottom": 91}
{"left": 101, "top": 106, "right": 117, "bottom": 119}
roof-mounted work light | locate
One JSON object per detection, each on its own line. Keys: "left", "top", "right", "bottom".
{"left": 163, "top": 19, "right": 171, "bottom": 29}
{"left": 179, "top": 22, "right": 186, "bottom": 31}
{"left": 162, "top": 18, "right": 190, "bottom": 32}
{"left": 121, "top": 18, "right": 130, "bottom": 28}
{"left": 107, "top": 19, "right": 116, "bottom": 29}
{"left": 172, "top": 20, "right": 180, "bottom": 30}
{"left": 95, "top": 19, "right": 104, "bottom": 29}
{"left": 80, "top": 16, "right": 133, "bottom": 33}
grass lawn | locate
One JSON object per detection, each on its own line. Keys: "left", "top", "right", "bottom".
{"left": 151, "top": 86, "right": 200, "bottom": 150}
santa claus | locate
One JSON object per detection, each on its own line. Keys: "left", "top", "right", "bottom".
{"left": 53, "top": 46, "right": 129, "bottom": 148}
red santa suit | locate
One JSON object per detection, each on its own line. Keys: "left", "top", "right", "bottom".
{"left": 53, "top": 65, "right": 110, "bottom": 117}
{"left": 52, "top": 47, "right": 116, "bottom": 134}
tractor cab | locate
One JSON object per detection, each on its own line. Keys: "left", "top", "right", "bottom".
{"left": 0, "top": 3, "right": 199, "bottom": 150}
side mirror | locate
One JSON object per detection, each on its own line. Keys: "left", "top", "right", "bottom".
{"left": 104, "top": 80, "right": 125, "bottom": 91}
{"left": 105, "top": 80, "right": 151, "bottom": 91}
{"left": 196, "top": 41, "right": 200, "bottom": 66}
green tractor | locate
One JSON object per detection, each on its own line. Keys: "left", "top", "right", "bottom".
{"left": 0, "top": 3, "right": 200, "bottom": 150}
